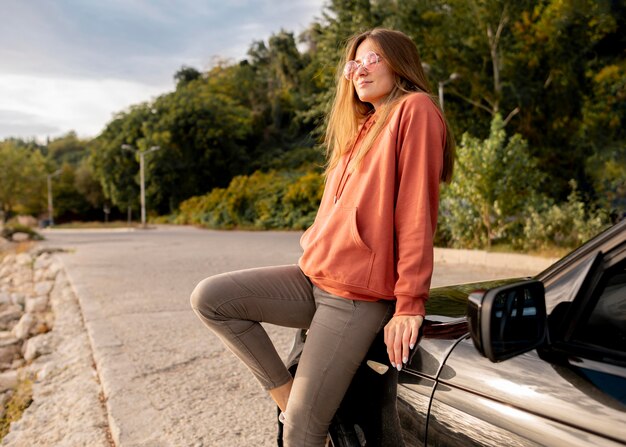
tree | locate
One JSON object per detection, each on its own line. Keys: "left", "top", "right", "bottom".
{"left": 74, "top": 158, "right": 104, "bottom": 209}
{"left": 89, "top": 104, "right": 152, "bottom": 214}
{"left": 51, "top": 162, "right": 105, "bottom": 222}
{"left": 0, "top": 140, "right": 47, "bottom": 221}
{"left": 174, "top": 65, "right": 201, "bottom": 87}
{"left": 506, "top": 0, "right": 620, "bottom": 199}
{"left": 442, "top": 114, "right": 545, "bottom": 248}
{"left": 147, "top": 81, "right": 253, "bottom": 213}
{"left": 46, "top": 131, "right": 89, "bottom": 166}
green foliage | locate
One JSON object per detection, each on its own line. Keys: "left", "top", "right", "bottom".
{"left": 442, "top": 114, "right": 545, "bottom": 248}
{"left": 580, "top": 61, "right": 626, "bottom": 215}
{"left": 45, "top": 132, "right": 90, "bottom": 166}
{"left": 0, "top": 141, "right": 47, "bottom": 220}
{"left": 52, "top": 163, "right": 104, "bottom": 222}
{"left": 520, "top": 181, "right": 610, "bottom": 251}
{"left": 176, "top": 169, "right": 323, "bottom": 230}
{"left": 89, "top": 103, "right": 152, "bottom": 213}
{"left": 1, "top": 223, "right": 44, "bottom": 241}
{"left": 0, "top": 378, "right": 33, "bottom": 441}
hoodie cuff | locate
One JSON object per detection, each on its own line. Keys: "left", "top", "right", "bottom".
{"left": 394, "top": 294, "right": 427, "bottom": 317}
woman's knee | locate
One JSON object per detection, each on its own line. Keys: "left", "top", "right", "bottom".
{"left": 189, "top": 273, "right": 231, "bottom": 319}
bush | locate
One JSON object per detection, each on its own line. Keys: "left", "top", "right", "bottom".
{"left": 1, "top": 223, "right": 44, "bottom": 241}
{"left": 519, "top": 181, "right": 610, "bottom": 251}
{"left": 175, "top": 169, "right": 323, "bottom": 230}
{"left": 442, "top": 114, "right": 545, "bottom": 249}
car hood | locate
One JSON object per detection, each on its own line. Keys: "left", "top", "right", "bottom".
{"left": 426, "top": 277, "right": 524, "bottom": 319}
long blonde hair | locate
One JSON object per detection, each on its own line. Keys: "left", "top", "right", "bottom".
{"left": 324, "top": 28, "right": 455, "bottom": 183}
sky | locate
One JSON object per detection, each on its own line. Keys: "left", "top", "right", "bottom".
{"left": 0, "top": 0, "right": 325, "bottom": 141}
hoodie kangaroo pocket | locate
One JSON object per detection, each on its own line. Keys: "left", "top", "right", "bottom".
{"left": 300, "top": 207, "right": 375, "bottom": 288}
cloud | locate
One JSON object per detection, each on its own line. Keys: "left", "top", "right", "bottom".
{"left": 0, "top": 110, "right": 61, "bottom": 139}
{"left": 0, "top": 0, "right": 325, "bottom": 139}
{"left": 0, "top": 74, "right": 166, "bottom": 140}
{"left": 1, "top": 0, "right": 323, "bottom": 83}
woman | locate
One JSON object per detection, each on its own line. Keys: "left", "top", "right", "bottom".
{"left": 190, "top": 28, "right": 455, "bottom": 446}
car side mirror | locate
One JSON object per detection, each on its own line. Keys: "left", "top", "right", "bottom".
{"left": 467, "top": 280, "right": 547, "bottom": 362}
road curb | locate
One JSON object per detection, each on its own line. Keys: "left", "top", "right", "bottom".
{"left": 434, "top": 247, "right": 558, "bottom": 273}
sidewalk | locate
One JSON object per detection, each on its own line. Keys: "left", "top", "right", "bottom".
{"left": 434, "top": 247, "right": 558, "bottom": 273}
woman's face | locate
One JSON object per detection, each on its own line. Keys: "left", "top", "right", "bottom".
{"left": 352, "top": 39, "right": 395, "bottom": 110}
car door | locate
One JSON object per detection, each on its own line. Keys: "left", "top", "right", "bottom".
{"left": 425, "top": 247, "right": 626, "bottom": 446}
{"left": 397, "top": 316, "right": 470, "bottom": 446}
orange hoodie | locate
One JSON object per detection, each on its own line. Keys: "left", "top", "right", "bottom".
{"left": 298, "top": 93, "right": 445, "bottom": 316}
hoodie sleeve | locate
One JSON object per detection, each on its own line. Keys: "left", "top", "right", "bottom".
{"left": 393, "top": 94, "right": 445, "bottom": 316}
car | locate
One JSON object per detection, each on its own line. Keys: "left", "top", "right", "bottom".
{"left": 279, "top": 219, "right": 626, "bottom": 446}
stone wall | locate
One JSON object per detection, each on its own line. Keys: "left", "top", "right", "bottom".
{"left": 0, "top": 250, "right": 111, "bottom": 446}
{"left": 0, "top": 252, "right": 58, "bottom": 404}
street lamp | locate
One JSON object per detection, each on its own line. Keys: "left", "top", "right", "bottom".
{"left": 121, "top": 144, "right": 161, "bottom": 228}
{"left": 46, "top": 169, "right": 62, "bottom": 227}
{"left": 438, "top": 72, "right": 461, "bottom": 112}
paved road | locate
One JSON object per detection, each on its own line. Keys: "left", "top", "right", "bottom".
{"left": 41, "top": 225, "right": 537, "bottom": 447}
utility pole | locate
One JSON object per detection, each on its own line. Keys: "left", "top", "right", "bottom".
{"left": 438, "top": 72, "right": 461, "bottom": 112}
{"left": 121, "top": 144, "right": 161, "bottom": 228}
{"left": 46, "top": 169, "right": 62, "bottom": 227}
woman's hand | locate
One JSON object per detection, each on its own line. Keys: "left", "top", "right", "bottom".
{"left": 384, "top": 315, "right": 424, "bottom": 371}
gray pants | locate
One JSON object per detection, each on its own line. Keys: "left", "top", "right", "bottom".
{"left": 190, "top": 264, "right": 393, "bottom": 447}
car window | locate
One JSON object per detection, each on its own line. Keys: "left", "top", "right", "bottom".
{"left": 573, "top": 261, "right": 626, "bottom": 354}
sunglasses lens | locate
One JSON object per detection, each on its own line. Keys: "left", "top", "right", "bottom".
{"left": 344, "top": 61, "right": 358, "bottom": 80}
{"left": 364, "top": 52, "right": 378, "bottom": 68}
{"left": 344, "top": 53, "right": 380, "bottom": 80}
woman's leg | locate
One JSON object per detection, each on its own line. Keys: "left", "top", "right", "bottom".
{"left": 190, "top": 265, "right": 316, "bottom": 392}
{"left": 283, "top": 287, "right": 394, "bottom": 447}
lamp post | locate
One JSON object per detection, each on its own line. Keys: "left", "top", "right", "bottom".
{"left": 438, "top": 72, "right": 461, "bottom": 112}
{"left": 46, "top": 169, "right": 62, "bottom": 227}
{"left": 121, "top": 144, "right": 161, "bottom": 228}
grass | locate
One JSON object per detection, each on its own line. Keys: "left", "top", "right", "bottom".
{"left": 486, "top": 242, "right": 569, "bottom": 259}
{"left": 51, "top": 220, "right": 138, "bottom": 229}
{"left": 0, "top": 378, "right": 33, "bottom": 441}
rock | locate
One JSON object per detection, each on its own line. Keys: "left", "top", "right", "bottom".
{"left": 25, "top": 296, "right": 48, "bottom": 313}
{"left": 10, "top": 293, "right": 25, "bottom": 307}
{"left": 0, "top": 331, "right": 12, "bottom": 340}
{"left": 0, "top": 370, "right": 18, "bottom": 392}
{"left": 0, "top": 341, "right": 20, "bottom": 364}
{"left": 22, "top": 333, "right": 53, "bottom": 362}
{"left": 16, "top": 215, "right": 37, "bottom": 227}
{"left": 27, "top": 360, "right": 53, "bottom": 381}
{"left": 15, "top": 254, "right": 31, "bottom": 266}
{"left": 0, "top": 265, "right": 11, "bottom": 279}
{"left": 0, "top": 391, "right": 11, "bottom": 418}
{"left": 31, "top": 313, "right": 53, "bottom": 335}
{"left": 34, "top": 253, "right": 51, "bottom": 270}
{"left": 11, "top": 358, "right": 24, "bottom": 370}
{"left": 34, "top": 281, "right": 54, "bottom": 296}
{"left": 11, "top": 270, "right": 32, "bottom": 288}
{"left": 33, "top": 268, "right": 44, "bottom": 283}
{"left": 0, "top": 305, "right": 23, "bottom": 329}
{"left": 11, "top": 232, "right": 30, "bottom": 242}
{"left": 1, "top": 254, "right": 15, "bottom": 265}
{"left": 44, "top": 262, "right": 62, "bottom": 280}
{"left": 0, "top": 390, "right": 12, "bottom": 406}
{"left": 12, "top": 314, "right": 35, "bottom": 340}
{"left": 0, "top": 292, "right": 11, "bottom": 305}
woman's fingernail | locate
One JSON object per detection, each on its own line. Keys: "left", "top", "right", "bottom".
{"left": 410, "top": 343, "right": 415, "bottom": 350}
{"left": 391, "top": 362, "right": 396, "bottom": 369}
{"left": 396, "top": 364, "right": 402, "bottom": 371}
{"left": 403, "top": 356, "right": 408, "bottom": 364}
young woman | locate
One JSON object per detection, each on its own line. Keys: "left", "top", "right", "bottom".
{"left": 190, "top": 28, "right": 455, "bottom": 446}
